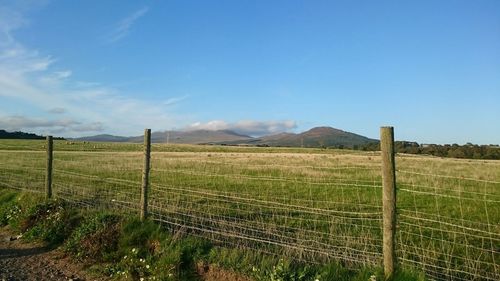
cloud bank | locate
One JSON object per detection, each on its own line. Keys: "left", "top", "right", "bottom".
{"left": 0, "top": 115, "right": 104, "bottom": 134}
{"left": 186, "top": 120, "right": 297, "bottom": 136}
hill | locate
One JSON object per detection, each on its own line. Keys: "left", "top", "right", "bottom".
{"left": 221, "top": 127, "right": 377, "bottom": 148}
{"left": 0, "top": 129, "right": 64, "bottom": 140}
{"left": 76, "top": 126, "right": 377, "bottom": 148}
{"left": 77, "top": 130, "right": 253, "bottom": 144}
{"left": 74, "top": 134, "right": 130, "bottom": 142}
{"left": 128, "top": 130, "right": 253, "bottom": 144}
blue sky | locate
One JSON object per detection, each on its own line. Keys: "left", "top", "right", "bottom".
{"left": 0, "top": 0, "right": 499, "bottom": 144}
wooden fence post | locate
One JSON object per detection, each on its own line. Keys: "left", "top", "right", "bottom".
{"left": 381, "top": 126, "right": 397, "bottom": 280}
{"left": 140, "top": 129, "right": 151, "bottom": 221}
{"left": 45, "top": 136, "right": 53, "bottom": 199}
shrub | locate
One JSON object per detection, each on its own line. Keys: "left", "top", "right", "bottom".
{"left": 22, "top": 200, "right": 80, "bottom": 245}
{"left": 65, "top": 213, "right": 121, "bottom": 262}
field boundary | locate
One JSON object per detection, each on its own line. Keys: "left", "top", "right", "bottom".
{"left": 1, "top": 127, "right": 498, "bottom": 281}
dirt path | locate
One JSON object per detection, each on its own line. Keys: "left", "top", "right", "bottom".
{"left": 0, "top": 227, "right": 103, "bottom": 281}
{"left": 0, "top": 227, "right": 253, "bottom": 281}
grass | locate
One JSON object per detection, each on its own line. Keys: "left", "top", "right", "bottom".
{"left": 0, "top": 139, "right": 499, "bottom": 280}
{"left": 0, "top": 189, "right": 424, "bottom": 281}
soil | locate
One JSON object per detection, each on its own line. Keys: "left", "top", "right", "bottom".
{"left": 0, "top": 227, "right": 105, "bottom": 281}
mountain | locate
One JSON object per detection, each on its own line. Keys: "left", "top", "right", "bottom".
{"left": 75, "top": 134, "right": 131, "bottom": 142}
{"left": 297, "top": 126, "right": 376, "bottom": 147}
{"left": 76, "top": 130, "right": 252, "bottom": 144}
{"left": 75, "top": 126, "right": 377, "bottom": 148}
{"left": 128, "top": 130, "right": 253, "bottom": 144}
{"left": 222, "top": 127, "right": 377, "bottom": 148}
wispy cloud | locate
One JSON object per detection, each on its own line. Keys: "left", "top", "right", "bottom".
{"left": 163, "top": 95, "right": 189, "bottom": 106}
{"left": 48, "top": 107, "right": 66, "bottom": 114}
{"left": 107, "top": 6, "right": 149, "bottom": 43}
{"left": 0, "top": 6, "right": 27, "bottom": 46}
{"left": 54, "top": 70, "right": 72, "bottom": 79}
{"left": 0, "top": 4, "right": 187, "bottom": 137}
{"left": 186, "top": 120, "right": 297, "bottom": 136}
{"left": 0, "top": 4, "right": 294, "bottom": 139}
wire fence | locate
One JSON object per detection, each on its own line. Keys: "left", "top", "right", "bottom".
{"left": 0, "top": 144, "right": 498, "bottom": 281}
{"left": 395, "top": 170, "right": 499, "bottom": 281}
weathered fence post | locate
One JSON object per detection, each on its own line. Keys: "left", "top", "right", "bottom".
{"left": 45, "top": 136, "right": 53, "bottom": 199}
{"left": 381, "top": 126, "right": 397, "bottom": 280}
{"left": 140, "top": 129, "right": 151, "bottom": 221}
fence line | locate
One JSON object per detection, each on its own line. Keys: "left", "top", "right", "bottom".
{"left": 0, "top": 128, "right": 498, "bottom": 281}
{"left": 397, "top": 170, "right": 500, "bottom": 184}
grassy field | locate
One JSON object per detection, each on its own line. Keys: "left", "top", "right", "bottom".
{"left": 0, "top": 139, "right": 498, "bottom": 281}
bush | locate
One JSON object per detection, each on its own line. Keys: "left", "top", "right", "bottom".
{"left": 22, "top": 199, "right": 80, "bottom": 245}
{"left": 65, "top": 213, "right": 121, "bottom": 262}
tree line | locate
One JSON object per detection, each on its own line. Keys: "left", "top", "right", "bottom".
{"left": 0, "top": 130, "right": 65, "bottom": 140}
{"left": 351, "top": 141, "right": 500, "bottom": 160}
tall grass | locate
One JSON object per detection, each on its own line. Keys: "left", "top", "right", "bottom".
{"left": 0, "top": 139, "right": 498, "bottom": 280}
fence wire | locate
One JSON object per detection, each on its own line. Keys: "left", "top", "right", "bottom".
{"left": 146, "top": 152, "right": 384, "bottom": 267}
{"left": 0, "top": 149, "right": 499, "bottom": 280}
{"left": 396, "top": 170, "right": 500, "bottom": 281}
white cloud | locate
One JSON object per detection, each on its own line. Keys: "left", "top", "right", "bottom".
{"left": 186, "top": 120, "right": 297, "bottom": 136}
{"left": 0, "top": 4, "right": 186, "bottom": 137}
{"left": 0, "top": 6, "right": 27, "bottom": 46}
{"left": 163, "top": 95, "right": 189, "bottom": 106}
{"left": 0, "top": 115, "right": 103, "bottom": 134}
{"left": 107, "top": 7, "right": 149, "bottom": 43}
{"left": 38, "top": 70, "right": 72, "bottom": 85}
{"left": 0, "top": 5, "right": 295, "bottom": 139}
{"left": 54, "top": 70, "right": 72, "bottom": 79}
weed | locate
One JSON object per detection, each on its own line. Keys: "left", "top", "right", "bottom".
{"left": 65, "top": 213, "right": 121, "bottom": 261}
{"left": 0, "top": 190, "right": 21, "bottom": 226}
{"left": 106, "top": 247, "right": 156, "bottom": 281}
{"left": 22, "top": 200, "right": 80, "bottom": 245}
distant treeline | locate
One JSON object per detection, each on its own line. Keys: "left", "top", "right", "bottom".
{"left": 0, "top": 130, "right": 65, "bottom": 140}
{"left": 350, "top": 141, "right": 500, "bottom": 160}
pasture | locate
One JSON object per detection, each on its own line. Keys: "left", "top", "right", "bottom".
{"left": 0, "top": 139, "right": 498, "bottom": 281}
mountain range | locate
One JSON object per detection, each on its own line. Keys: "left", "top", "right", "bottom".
{"left": 75, "top": 126, "right": 378, "bottom": 148}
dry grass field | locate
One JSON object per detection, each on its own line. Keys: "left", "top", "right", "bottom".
{"left": 0, "top": 139, "right": 498, "bottom": 281}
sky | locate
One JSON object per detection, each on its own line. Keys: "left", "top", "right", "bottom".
{"left": 0, "top": 0, "right": 499, "bottom": 144}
